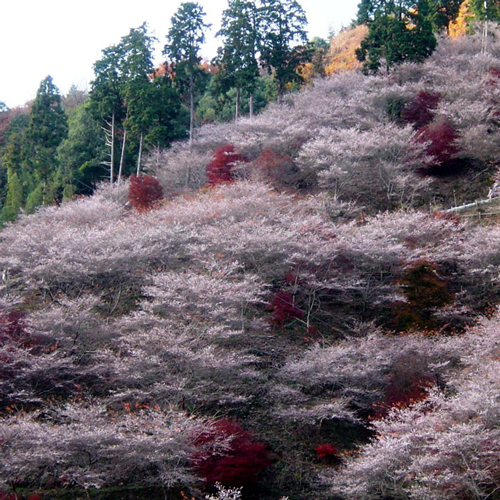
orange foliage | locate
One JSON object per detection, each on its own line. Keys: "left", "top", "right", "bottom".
{"left": 325, "top": 25, "right": 368, "bottom": 75}
{"left": 449, "top": 0, "right": 474, "bottom": 38}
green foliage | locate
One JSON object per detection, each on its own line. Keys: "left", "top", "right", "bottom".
{"left": 197, "top": 75, "right": 270, "bottom": 123}
{"left": 1, "top": 170, "right": 23, "bottom": 222}
{"left": 429, "top": 0, "right": 463, "bottom": 31}
{"left": 259, "top": 0, "right": 310, "bottom": 97}
{"left": 356, "top": 0, "right": 437, "bottom": 73}
{"left": 90, "top": 23, "right": 187, "bottom": 182}
{"left": 215, "top": 0, "right": 260, "bottom": 118}
{"left": 57, "top": 104, "right": 107, "bottom": 195}
{"left": 164, "top": 2, "right": 211, "bottom": 143}
{"left": 20, "top": 76, "right": 68, "bottom": 210}
{"left": 470, "top": 0, "right": 500, "bottom": 21}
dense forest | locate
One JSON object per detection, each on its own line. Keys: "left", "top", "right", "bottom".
{"left": 2, "top": 0, "right": 500, "bottom": 500}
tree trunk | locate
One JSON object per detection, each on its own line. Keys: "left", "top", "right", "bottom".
{"left": 189, "top": 77, "right": 195, "bottom": 149}
{"left": 110, "top": 113, "right": 115, "bottom": 183}
{"left": 136, "top": 133, "right": 143, "bottom": 176}
{"left": 249, "top": 93, "right": 254, "bottom": 119}
{"left": 235, "top": 88, "right": 240, "bottom": 122}
{"left": 118, "top": 129, "right": 127, "bottom": 183}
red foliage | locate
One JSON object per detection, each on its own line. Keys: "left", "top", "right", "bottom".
{"left": 315, "top": 443, "right": 338, "bottom": 459}
{"left": 267, "top": 291, "right": 303, "bottom": 327}
{"left": 416, "top": 117, "right": 459, "bottom": 173}
{"left": 128, "top": 175, "right": 164, "bottom": 211}
{"left": 252, "top": 150, "right": 294, "bottom": 182}
{"left": 373, "top": 373, "right": 435, "bottom": 419}
{"left": 0, "top": 493, "right": 21, "bottom": 500}
{"left": 402, "top": 91, "right": 441, "bottom": 129}
{"left": 192, "top": 419, "right": 271, "bottom": 487}
{"left": 0, "top": 493, "right": 40, "bottom": 500}
{"left": 0, "top": 309, "right": 26, "bottom": 344}
{"left": 206, "top": 145, "right": 247, "bottom": 186}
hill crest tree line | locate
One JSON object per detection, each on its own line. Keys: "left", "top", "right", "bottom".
{"left": 0, "top": 0, "right": 493, "bottom": 223}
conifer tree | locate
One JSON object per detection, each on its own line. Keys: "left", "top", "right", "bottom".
{"left": 164, "top": 2, "right": 211, "bottom": 145}
{"left": 429, "top": 0, "right": 463, "bottom": 32}
{"left": 23, "top": 76, "right": 68, "bottom": 207}
{"left": 259, "top": 0, "right": 310, "bottom": 99}
{"left": 90, "top": 44, "right": 124, "bottom": 182}
{"left": 356, "top": 0, "right": 436, "bottom": 73}
{"left": 0, "top": 132, "right": 25, "bottom": 222}
{"left": 56, "top": 103, "right": 107, "bottom": 195}
{"left": 1, "top": 169, "right": 23, "bottom": 222}
{"left": 216, "top": 0, "right": 260, "bottom": 119}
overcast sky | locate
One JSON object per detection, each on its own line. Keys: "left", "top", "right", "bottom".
{"left": 1, "top": 0, "right": 359, "bottom": 108}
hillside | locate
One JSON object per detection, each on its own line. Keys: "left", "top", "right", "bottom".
{"left": 2, "top": 31, "right": 500, "bottom": 500}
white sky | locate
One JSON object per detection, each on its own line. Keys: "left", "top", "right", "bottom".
{"left": 1, "top": 0, "right": 359, "bottom": 108}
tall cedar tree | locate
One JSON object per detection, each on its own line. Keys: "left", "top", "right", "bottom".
{"left": 56, "top": 104, "right": 108, "bottom": 196}
{"left": 164, "top": 2, "right": 211, "bottom": 146}
{"left": 90, "top": 44, "right": 124, "bottom": 182}
{"left": 356, "top": 0, "right": 437, "bottom": 73}
{"left": 118, "top": 23, "right": 156, "bottom": 178}
{"left": 22, "top": 76, "right": 68, "bottom": 208}
{"left": 91, "top": 24, "right": 182, "bottom": 182}
{"left": 215, "top": 0, "right": 260, "bottom": 120}
{"left": 259, "top": 0, "right": 310, "bottom": 99}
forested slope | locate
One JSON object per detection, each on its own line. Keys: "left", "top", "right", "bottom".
{"left": 2, "top": 32, "right": 500, "bottom": 500}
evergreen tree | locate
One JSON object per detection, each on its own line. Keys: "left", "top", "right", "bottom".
{"left": 164, "top": 2, "right": 211, "bottom": 145}
{"left": 1, "top": 169, "right": 23, "bottom": 222}
{"left": 259, "top": 0, "right": 310, "bottom": 99}
{"left": 90, "top": 44, "right": 124, "bottom": 182}
{"left": 91, "top": 24, "right": 186, "bottom": 182}
{"left": 356, "top": 0, "right": 436, "bottom": 73}
{"left": 23, "top": 76, "right": 68, "bottom": 207}
{"left": 118, "top": 23, "right": 157, "bottom": 177}
{"left": 0, "top": 132, "right": 25, "bottom": 221}
{"left": 470, "top": 0, "right": 500, "bottom": 21}
{"left": 429, "top": 0, "right": 463, "bottom": 32}
{"left": 144, "top": 75, "right": 186, "bottom": 148}
{"left": 215, "top": 0, "right": 260, "bottom": 119}
{"left": 56, "top": 103, "right": 107, "bottom": 195}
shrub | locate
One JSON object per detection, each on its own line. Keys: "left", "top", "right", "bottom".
{"left": 192, "top": 419, "right": 271, "bottom": 487}
{"left": 402, "top": 90, "right": 441, "bottom": 129}
{"left": 128, "top": 175, "right": 164, "bottom": 211}
{"left": 373, "top": 372, "right": 435, "bottom": 419}
{"left": 315, "top": 443, "right": 339, "bottom": 460}
{"left": 251, "top": 149, "right": 315, "bottom": 190}
{"left": 267, "top": 291, "right": 303, "bottom": 328}
{"left": 415, "top": 117, "right": 459, "bottom": 174}
{"left": 393, "top": 260, "right": 454, "bottom": 331}
{"left": 206, "top": 146, "right": 247, "bottom": 186}
{"left": 0, "top": 309, "right": 26, "bottom": 345}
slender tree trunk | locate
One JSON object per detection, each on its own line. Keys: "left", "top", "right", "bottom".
{"left": 136, "top": 133, "right": 143, "bottom": 176}
{"left": 249, "top": 93, "right": 254, "bottom": 119}
{"left": 235, "top": 88, "right": 240, "bottom": 122}
{"left": 189, "top": 77, "right": 195, "bottom": 149}
{"left": 110, "top": 113, "right": 115, "bottom": 183}
{"left": 111, "top": 113, "right": 116, "bottom": 183}
{"left": 118, "top": 129, "right": 127, "bottom": 183}
{"left": 483, "top": 0, "right": 489, "bottom": 53}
